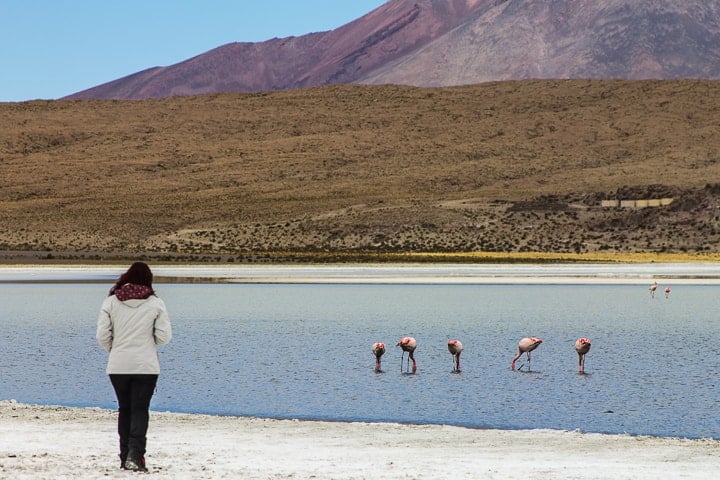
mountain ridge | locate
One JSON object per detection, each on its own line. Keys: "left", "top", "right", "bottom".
{"left": 65, "top": 0, "right": 720, "bottom": 100}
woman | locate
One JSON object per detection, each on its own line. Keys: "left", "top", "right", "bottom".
{"left": 96, "top": 262, "right": 172, "bottom": 472}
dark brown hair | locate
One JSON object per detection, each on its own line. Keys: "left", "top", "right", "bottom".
{"left": 109, "top": 261, "right": 154, "bottom": 296}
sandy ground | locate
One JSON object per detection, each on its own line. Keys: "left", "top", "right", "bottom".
{"left": 1, "top": 401, "right": 717, "bottom": 480}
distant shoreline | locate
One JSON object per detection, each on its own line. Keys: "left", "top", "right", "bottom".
{"left": 2, "top": 249, "right": 720, "bottom": 266}
{"left": 2, "top": 261, "right": 720, "bottom": 284}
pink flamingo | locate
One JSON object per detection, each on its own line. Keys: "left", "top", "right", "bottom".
{"left": 575, "top": 338, "right": 591, "bottom": 373}
{"left": 511, "top": 337, "right": 543, "bottom": 371}
{"left": 371, "top": 342, "right": 386, "bottom": 372}
{"left": 396, "top": 337, "right": 417, "bottom": 373}
{"left": 664, "top": 286, "right": 671, "bottom": 298}
{"left": 649, "top": 281, "right": 658, "bottom": 298}
{"left": 447, "top": 340, "right": 463, "bottom": 373}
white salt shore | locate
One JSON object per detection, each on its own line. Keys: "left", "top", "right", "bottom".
{"left": 3, "top": 263, "right": 720, "bottom": 285}
{"left": 1, "top": 401, "right": 717, "bottom": 480}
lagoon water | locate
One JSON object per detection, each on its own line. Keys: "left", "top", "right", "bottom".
{"left": 1, "top": 266, "right": 719, "bottom": 439}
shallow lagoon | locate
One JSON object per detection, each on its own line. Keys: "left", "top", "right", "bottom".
{"left": 1, "top": 265, "right": 718, "bottom": 439}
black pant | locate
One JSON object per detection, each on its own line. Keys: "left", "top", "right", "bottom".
{"left": 109, "top": 374, "right": 158, "bottom": 462}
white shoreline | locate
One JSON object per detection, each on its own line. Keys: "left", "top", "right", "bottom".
{"left": 1, "top": 401, "right": 718, "bottom": 480}
{"left": 2, "top": 263, "right": 720, "bottom": 284}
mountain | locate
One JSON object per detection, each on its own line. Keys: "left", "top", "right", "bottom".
{"left": 361, "top": 0, "right": 720, "bottom": 86}
{"left": 66, "top": 0, "right": 720, "bottom": 100}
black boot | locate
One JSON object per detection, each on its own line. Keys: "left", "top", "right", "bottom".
{"left": 124, "top": 456, "right": 148, "bottom": 473}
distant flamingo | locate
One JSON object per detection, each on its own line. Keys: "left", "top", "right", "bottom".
{"left": 511, "top": 337, "right": 543, "bottom": 371}
{"left": 447, "top": 340, "right": 463, "bottom": 373}
{"left": 649, "top": 281, "right": 658, "bottom": 298}
{"left": 575, "top": 338, "right": 591, "bottom": 373}
{"left": 665, "top": 286, "right": 671, "bottom": 298}
{"left": 372, "top": 342, "right": 386, "bottom": 372}
{"left": 396, "top": 337, "right": 417, "bottom": 373}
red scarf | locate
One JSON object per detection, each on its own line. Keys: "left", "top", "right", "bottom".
{"left": 114, "top": 283, "right": 154, "bottom": 301}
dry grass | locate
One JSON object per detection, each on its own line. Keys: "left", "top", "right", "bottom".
{"left": 2, "top": 80, "right": 720, "bottom": 263}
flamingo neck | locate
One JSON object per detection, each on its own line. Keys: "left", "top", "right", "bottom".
{"left": 511, "top": 351, "right": 522, "bottom": 370}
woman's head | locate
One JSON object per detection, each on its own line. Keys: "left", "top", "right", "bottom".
{"left": 110, "top": 261, "right": 154, "bottom": 295}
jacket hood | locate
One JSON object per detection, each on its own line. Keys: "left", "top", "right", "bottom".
{"left": 119, "top": 297, "right": 152, "bottom": 308}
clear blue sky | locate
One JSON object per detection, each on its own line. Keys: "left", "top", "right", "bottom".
{"left": 0, "top": 0, "right": 387, "bottom": 102}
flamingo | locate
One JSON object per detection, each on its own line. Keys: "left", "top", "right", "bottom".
{"left": 511, "top": 337, "right": 543, "bottom": 371}
{"left": 447, "top": 340, "right": 463, "bottom": 373}
{"left": 575, "top": 337, "right": 591, "bottom": 373}
{"left": 649, "top": 281, "right": 658, "bottom": 298}
{"left": 664, "top": 286, "right": 671, "bottom": 298}
{"left": 396, "top": 337, "right": 417, "bottom": 373}
{"left": 371, "top": 342, "right": 386, "bottom": 372}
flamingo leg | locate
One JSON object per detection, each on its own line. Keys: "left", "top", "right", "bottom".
{"left": 526, "top": 351, "right": 531, "bottom": 371}
{"left": 400, "top": 351, "right": 405, "bottom": 373}
{"left": 453, "top": 354, "right": 461, "bottom": 372}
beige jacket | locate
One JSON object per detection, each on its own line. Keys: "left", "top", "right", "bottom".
{"left": 96, "top": 295, "right": 172, "bottom": 374}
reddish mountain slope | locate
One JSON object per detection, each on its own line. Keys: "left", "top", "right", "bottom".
{"left": 67, "top": 0, "right": 484, "bottom": 99}
{"left": 65, "top": 0, "right": 720, "bottom": 100}
{"left": 360, "top": 0, "right": 720, "bottom": 86}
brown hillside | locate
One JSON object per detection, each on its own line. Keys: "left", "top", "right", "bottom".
{"left": 2, "top": 80, "right": 720, "bottom": 262}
